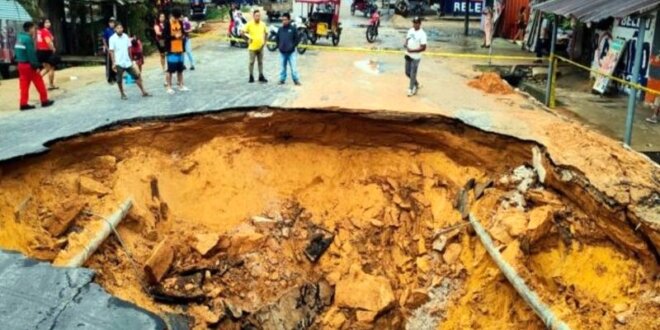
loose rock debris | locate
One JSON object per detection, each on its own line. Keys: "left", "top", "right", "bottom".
{"left": 0, "top": 111, "right": 657, "bottom": 329}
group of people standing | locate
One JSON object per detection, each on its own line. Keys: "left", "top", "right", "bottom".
{"left": 100, "top": 9, "right": 197, "bottom": 99}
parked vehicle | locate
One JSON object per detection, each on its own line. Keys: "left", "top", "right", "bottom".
{"left": 190, "top": 0, "right": 207, "bottom": 20}
{"left": 228, "top": 11, "right": 248, "bottom": 48}
{"left": 297, "top": 0, "right": 342, "bottom": 46}
{"left": 262, "top": 0, "right": 293, "bottom": 22}
{"left": 366, "top": 9, "right": 380, "bottom": 43}
{"left": 351, "top": 0, "right": 377, "bottom": 17}
{"left": 395, "top": 0, "right": 425, "bottom": 17}
{"left": 0, "top": 0, "right": 32, "bottom": 78}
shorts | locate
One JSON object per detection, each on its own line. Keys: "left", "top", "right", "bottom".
{"left": 37, "top": 50, "right": 56, "bottom": 65}
{"left": 166, "top": 53, "right": 185, "bottom": 73}
{"left": 156, "top": 40, "right": 167, "bottom": 54}
{"left": 116, "top": 65, "right": 140, "bottom": 81}
{"left": 517, "top": 22, "right": 527, "bottom": 30}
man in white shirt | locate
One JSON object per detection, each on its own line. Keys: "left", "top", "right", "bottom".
{"left": 405, "top": 16, "right": 427, "bottom": 97}
{"left": 109, "top": 22, "right": 150, "bottom": 100}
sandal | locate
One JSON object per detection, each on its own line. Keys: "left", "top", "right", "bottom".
{"left": 121, "top": 94, "right": 128, "bottom": 100}
{"left": 142, "top": 93, "right": 152, "bottom": 97}
{"left": 48, "top": 86, "right": 59, "bottom": 91}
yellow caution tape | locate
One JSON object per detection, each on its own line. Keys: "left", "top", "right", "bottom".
{"left": 194, "top": 32, "right": 660, "bottom": 95}
{"left": 202, "top": 34, "right": 543, "bottom": 61}
{"left": 554, "top": 54, "right": 660, "bottom": 96}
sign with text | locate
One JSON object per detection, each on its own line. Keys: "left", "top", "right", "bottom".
{"left": 443, "top": 0, "right": 483, "bottom": 16}
{"left": 593, "top": 39, "right": 626, "bottom": 94}
{"left": 618, "top": 16, "right": 653, "bottom": 30}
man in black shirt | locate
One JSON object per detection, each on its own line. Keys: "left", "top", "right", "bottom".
{"left": 276, "top": 13, "right": 301, "bottom": 85}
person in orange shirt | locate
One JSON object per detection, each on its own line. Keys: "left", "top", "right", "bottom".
{"left": 163, "top": 8, "right": 190, "bottom": 94}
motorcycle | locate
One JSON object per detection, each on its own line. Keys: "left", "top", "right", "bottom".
{"left": 366, "top": 10, "right": 380, "bottom": 43}
{"left": 228, "top": 11, "right": 248, "bottom": 48}
{"left": 266, "top": 16, "right": 310, "bottom": 54}
{"left": 351, "top": 0, "right": 377, "bottom": 17}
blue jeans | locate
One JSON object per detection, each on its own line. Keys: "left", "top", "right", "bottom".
{"left": 279, "top": 52, "right": 299, "bottom": 83}
{"left": 185, "top": 39, "right": 194, "bottom": 67}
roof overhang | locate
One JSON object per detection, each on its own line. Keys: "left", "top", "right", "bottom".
{"left": 533, "top": 0, "right": 660, "bottom": 23}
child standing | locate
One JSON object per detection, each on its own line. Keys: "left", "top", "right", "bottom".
{"left": 130, "top": 34, "right": 144, "bottom": 72}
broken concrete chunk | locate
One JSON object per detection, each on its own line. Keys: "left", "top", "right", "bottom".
{"left": 432, "top": 235, "right": 448, "bottom": 252}
{"left": 151, "top": 272, "right": 205, "bottom": 303}
{"left": 192, "top": 233, "right": 219, "bottom": 256}
{"left": 369, "top": 219, "right": 384, "bottom": 227}
{"left": 46, "top": 202, "right": 84, "bottom": 236}
{"left": 442, "top": 243, "right": 462, "bottom": 264}
{"left": 474, "top": 179, "right": 494, "bottom": 200}
{"left": 90, "top": 155, "right": 117, "bottom": 172}
{"left": 322, "top": 307, "right": 347, "bottom": 328}
{"left": 356, "top": 310, "right": 378, "bottom": 323}
{"left": 405, "top": 289, "right": 430, "bottom": 309}
{"left": 78, "top": 176, "right": 110, "bottom": 196}
{"left": 304, "top": 230, "right": 334, "bottom": 263}
{"left": 245, "top": 282, "right": 333, "bottom": 329}
{"left": 189, "top": 304, "right": 220, "bottom": 325}
{"left": 251, "top": 215, "right": 277, "bottom": 226}
{"left": 224, "top": 300, "right": 244, "bottom": 319}
{"left": 335, "top": 270, "right": 395, "bottom": 313}
{"left": 416, "top": 256, "right": 431, "bottom": 273}
{"left": 224, "top": 223, "right": 265, "bottom": 255}
{"left": 420, "top": 163, "right": 434, "bottom": 178}
{"left": 144, "top": 239, "right": 174, "bottom": 284}
{"left": 180, "top": 160, "right": 198, "bottom": 174}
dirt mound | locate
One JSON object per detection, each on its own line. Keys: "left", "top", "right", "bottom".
{"left": 468, "top": 72, "right": 514, "bottom": 95}
{"left": 0, "top": 109, "right": 657, "bottom": 329}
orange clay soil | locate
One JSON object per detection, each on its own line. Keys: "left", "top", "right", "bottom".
{"left": 468, "top": 72, "right": 514, "bottom": 95}
{"left": 0, "top": 109, "right": 658, "bottom": 329}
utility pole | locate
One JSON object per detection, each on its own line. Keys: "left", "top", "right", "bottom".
{"left": 464, "top": 0, "right": 470, "bottom": 36}
{"left": 624, "top": 16, "right": 648, "bottom": 146}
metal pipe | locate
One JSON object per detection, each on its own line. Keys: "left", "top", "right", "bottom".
{"left": 469, "top": 214, "right": 572, "bottom": 330}
{"left": 624, "top": 16, "right": 647, "bottom": 146}
{"left": 545, "top": 14, "right": 558, "bottom": 106}
{"left": 53, "top": 198, "right": 133, "bottom": 267}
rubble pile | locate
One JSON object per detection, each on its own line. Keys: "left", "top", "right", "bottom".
{"left": 468, "top": 72, "right": 514, "bottom": 95}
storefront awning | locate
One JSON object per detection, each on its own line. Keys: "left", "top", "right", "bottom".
{"left": 534, "top": 0, "right": 660, "bottom": 22}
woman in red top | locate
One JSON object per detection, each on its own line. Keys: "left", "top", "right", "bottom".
{"left": 36, "top": 18, "right": 58, "bottom": 90}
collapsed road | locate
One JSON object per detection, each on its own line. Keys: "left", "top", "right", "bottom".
{"left": 0, "top": 108, "right": 657, "bottom": 329}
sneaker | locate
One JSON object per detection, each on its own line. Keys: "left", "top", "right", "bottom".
{"left": 279, "top": 81, "right": 285, "bottom": 85}
{"left": 167, "top": 88, "right": 176, "bottom": 95}
{"left": 20, "top": 104, "right": 36, "bottom": 111}
{"left": 294, "top": 81, "right": 301, "bottom": 86}
{"left": 259, "top": 75, "right": 268, "bottom": 83}
{"left": 646, "top": 117, "right": 658, "bottom": 124}
{"left": 41, "top": 100, "right": 54, "bottom": 108}
{"left": 179, "top": 86, "right": 190, "bottom": 92}
{"left": 249, "top": 75, "right": 255, "bottom": 83}
{"left": 412, "top": 86, "right": 418, "bottom": 95}
{"left": 407, "top": 89, "right": 413, "bottom": 97}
